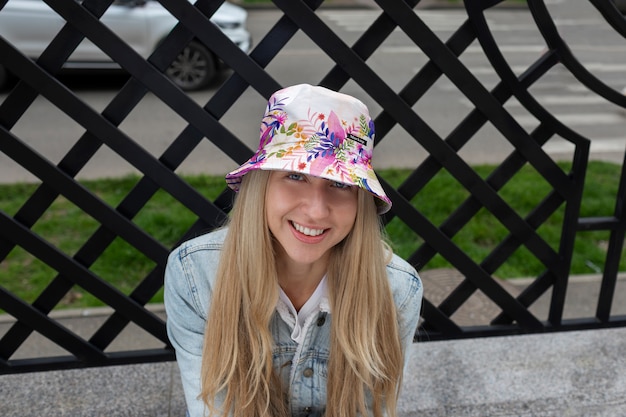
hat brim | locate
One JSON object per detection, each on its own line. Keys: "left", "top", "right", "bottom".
{"left": 226, "top": 154, "right": 392, "bottom": 215}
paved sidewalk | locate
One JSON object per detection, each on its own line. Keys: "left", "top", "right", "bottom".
{"left": 2, "top": 1, "right": 624, "bottom": 415}
{"left": 2, "top": 272, "right": 626, "bottom": 416}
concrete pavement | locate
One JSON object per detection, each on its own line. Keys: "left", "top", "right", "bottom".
{"left": 2, "top": 1, "right": 626, "bottom": 415}
{"left": 2, "top": 272, "right": 626, "bottom": 416}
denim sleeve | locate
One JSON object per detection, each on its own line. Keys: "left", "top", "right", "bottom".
{"left": 164, "top": 247, "right": 208, "bottom": 417}
{"left": 387, "top": 256, "right": 423, "bottom": 370}
{"left": 399, "top": 274, "right": 422, "bottom": 370}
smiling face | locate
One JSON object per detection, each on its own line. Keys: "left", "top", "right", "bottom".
{"left": 265, "top": 170, "right": 359, "bottom": 275}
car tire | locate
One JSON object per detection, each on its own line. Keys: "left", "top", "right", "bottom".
{"left": 613, "top": 0, "right": 626, "bottom": 13}
{"left": 165, "top": 40, "right": 217, "bottom": 91}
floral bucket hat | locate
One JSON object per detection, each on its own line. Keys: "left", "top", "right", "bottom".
{"left": 226, "top": 83, "right": 392, "bottom": 214}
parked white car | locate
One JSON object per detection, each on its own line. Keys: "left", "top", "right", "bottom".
{"left": 0, "top": 0, "right": 251, "bottom": 90}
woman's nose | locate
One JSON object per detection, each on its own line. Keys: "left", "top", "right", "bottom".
{"left": 303, "top": 183, "right": 331, "bottom": 219}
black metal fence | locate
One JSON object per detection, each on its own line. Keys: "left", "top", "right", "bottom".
{"left": 0, "top": 0, "right": 625, "bottom": 374}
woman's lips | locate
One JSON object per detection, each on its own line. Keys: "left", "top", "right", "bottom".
{"left": 291, "top": 221, "right": 327, "bottom": 237}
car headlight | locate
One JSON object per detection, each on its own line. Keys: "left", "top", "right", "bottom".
{"left": 214, "top": 21, "right": 241, "bottom": 30}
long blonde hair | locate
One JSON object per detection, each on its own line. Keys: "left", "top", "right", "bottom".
{"left": 200, "top": 170, "right": 403, "bottom": 417}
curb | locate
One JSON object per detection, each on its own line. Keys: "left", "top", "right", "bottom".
{"left": 0, "top": 303, "right": 166, "bottom": 324}
{"left": 231, "top": 0, "right": 527, "bottom": 10}
{"left": 1, "top": 273, "right": 622, "bottom": 323}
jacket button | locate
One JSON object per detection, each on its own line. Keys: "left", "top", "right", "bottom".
{"left": 316, "top": 315, "right": 326, "bottom": 326}
{"left": 303, "top": 367, "right": 314, "bottom": 377}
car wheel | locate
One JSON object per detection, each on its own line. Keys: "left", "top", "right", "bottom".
{"left": 165, "top": 40, "right": 216, "bottom": 91}
{"left": 613, "top": 0, "right": 626, "bottom": 13}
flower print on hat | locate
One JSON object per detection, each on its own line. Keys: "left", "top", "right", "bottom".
{"left": 226, "top": 84, "right": 392, "bottom": 214}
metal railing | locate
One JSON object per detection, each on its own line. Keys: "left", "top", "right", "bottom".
{"left": 0, "top": 0, "right": 624, "bottom": 373}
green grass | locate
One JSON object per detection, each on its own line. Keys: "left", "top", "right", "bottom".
{"left": 382, "top": 161, "right": 624, "bottom": 278}
{"left": 0, "top": 161, "right": 624, "bottom": 311}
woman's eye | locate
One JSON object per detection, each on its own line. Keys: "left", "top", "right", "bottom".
{"left": 287, "top": 173, "right": 304, "bottom": 181}
{"left": 332, "top": 181, "right": 351, "bottom": 189}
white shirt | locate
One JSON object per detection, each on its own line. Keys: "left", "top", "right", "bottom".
{"left": 277, "top": 276, "right": 328, "bottom": 345}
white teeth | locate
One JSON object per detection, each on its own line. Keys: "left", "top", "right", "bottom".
{"left": 292, "top": 222, "right": 325, "bottom": 237}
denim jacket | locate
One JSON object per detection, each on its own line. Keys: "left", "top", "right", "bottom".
{"left": 165, "top": 228, "right": 423, "bottom": 417}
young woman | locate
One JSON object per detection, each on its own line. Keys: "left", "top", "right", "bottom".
{"left": 165, "top": 84, "right": 423, "bottom": 417}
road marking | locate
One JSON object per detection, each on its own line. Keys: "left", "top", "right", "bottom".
{"left": 379, "top": 45, "right": 545, "bottom": 54}
{"left": 506, "top": 95, "right": 608, "bottom": 106}
{"left": 318, "top": 9, "right": 610, "bottom": 32}
{"left": 580, "top": 63, "right": 626, "bottom": 71}
{"left": 319, "top": 9, "right": 475, "bottom": 32}
{"left": 553, "top": 18, "right": 607, "bottom": 26}
{"left": 543, "top": 138, "right": 626, "bottom": 154}
{"left": 458, "top": 95, "right": 609, "bottom": 107}
{"left": 379, "top": 45, "right": 626, "bottom": 55}
{"left": 516, "top": 113, "right": 624, "bottom": 127}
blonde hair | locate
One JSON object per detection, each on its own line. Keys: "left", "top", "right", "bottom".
{"left": 200, "top": 170, "right": 403, "bottom": 417}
